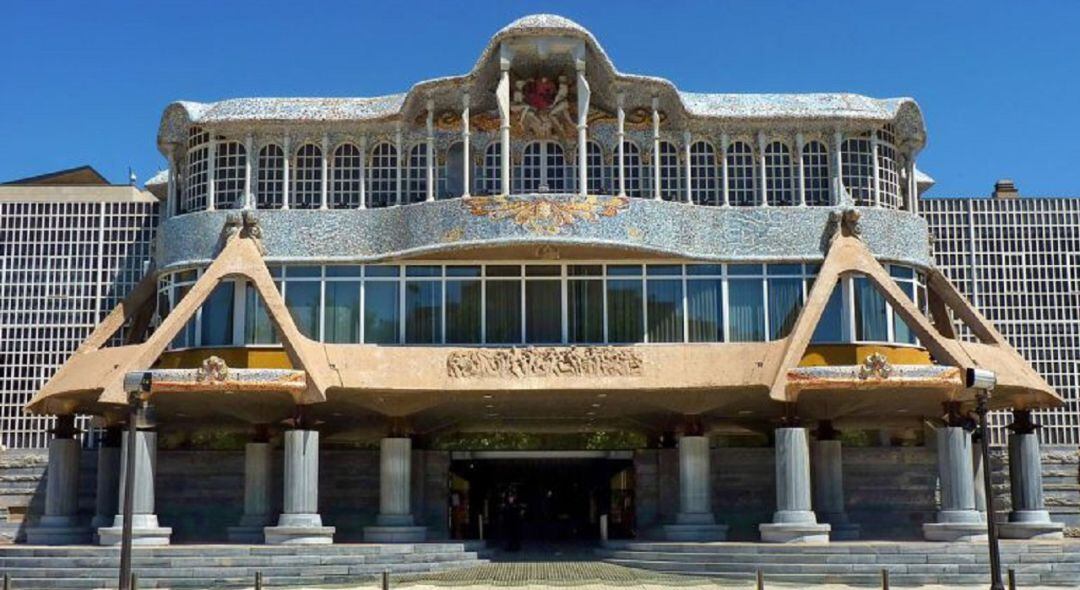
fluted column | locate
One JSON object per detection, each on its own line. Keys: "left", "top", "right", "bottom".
{"left": 651, "top": 96, "right": 660, "bottom": 201}
{"left": 98, "top": 406, "right": 172, "bottom": 546}
{"left": 1000, "top": 410, "right": 1065, "bottom": 538}
{"left": 207, "top": 137, "right": 217, "bottom": 211}
{"left": 426, "top": 98, "right": 435, "bottom": 202}
{"left": 264, "top": 428, "right": 334, "bottom": 544}
{"left": 616, "top": 92, "right": 626, "bottom": 197}
{"left": 497, "top": 50, "right": 512, "bottom": 196}
{"left": 761, "top": 426, "right": 830, "bottom": 542}
{"left": 282, "top": 134, "right": 291, "bottom": 209}
{"left": 244, "top": 133, "right": 254, "bottom": 209}
{"left": 661, "top": 429, "right": 727, "bottom": 541}
{"left": 358, "top": 136, "right": 367, "bottom": 209}
{"left": 720, "top": 133, "right": 730, "bottom": 206}
{"left": 576, "top": 59, "right": 590, "bottom": 197}
{"left": 810, "top": 422, "right": 859, "bottom": 540}
{"left": 27, "top": 415, "right": 90, "bottom": 544}
{"left": 228, "top": 427, "right": 276, "bottom": 543}
{"left": 320, "top": 133, "right": 329, "bottom": 209}
{"left": 365, "top": 437, "right": 427, "bottom": 542}
{"left": 91, "top": 426, "right": 123, "bottom": 532}
{"left": 923, "top": 424, "right": 986, "bottom": 541}
{"left": 461, "top": 92, "right": 471, "bottom": 198}
{"left": 394, "top": 123, "right": 403, "bottom": 206}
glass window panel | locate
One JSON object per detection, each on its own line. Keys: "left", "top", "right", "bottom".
{"left": 853, "top": 277, "right": 889, "bottom": 342}
{"left": 446, "top": 280, "right": 482, "bottom": 343}
{"left": 568, "top": 265, "right": 602, "bottom": 277}
{"left": 366, "top": 266, "right": 400, "bottom": 277}
{"left": 172, "top": 285, "right": 195, "bottom": 348}
{"left": 486, "top": 265, "right": 521, "bottom": 277}
{"left": 687, "top": 279, "right": 723, "bottom": 342}
{"left": 646, "top": 265, "right": 681, "bottom": 276}
{"left": 406, "top": 265, "right": 442, "bottom": 277}
{"left": 728, "top": 279, "right": 765, "bottom": 342}
{"left": 364, "top": 282, "right": 400, "bottom": 344}
{"left": 889, "top": 265, "right": 915, "bottom": 279}
{"left": 767, "top": 264, "right": 803, "bottom": 276}
{"left": 608, "top": 264, "right": 642, "bottom": 276}
{"left": 325, "top": 265, "right": 362, "bottom": 277}
{"left": 525, "top": 281, "right": 562, "bottom": 343}
{"left": 405, "top": 281, "right": 442, "bottom": 344}
{"left": 200, "top": 282, "right": 235, "bottom": 346}
{"left": 266, "top": 265, "right": 283, "bottom": 278}
{"left": 244, "top": 284, "right": 278, "bottom": 344}
{"left": 607, "top": 279, "right": 644, "bottom": 343}
{"left": 810, "top": 279, "right": 845, "bottom": 343}
{"left": 687, "top": 264, "right": 723, "bottom": 276}
{"left": 525, "top": 265, "right": 560, "bottom": 277}
{"left": 768, "top": 278, "right": 802, "bottom": 340}
{"left": 447, "top": 266, "right": 481, "bottom": 277}
{"left": 323, "top": 281, "right": 361, "bottom": 343}
{"left": 284, "top": 282, "right": 320, "bottom": 340}
{"left": 728, "top": 264, "right": 762, "bottom": 276}
{"left": 893, "top": 281, "right": 917, "bottom": 344}
{"left": 647, "top": 279, "right": 684, "bottom": 343}
{"left": 568, "top": 279, "right": 603, "bottom": 343}
{"left": 287, "top": 266, "right": 321, "bottom": 278}
{"left": 485, "top": 280, "right": 522, "bottom": 343}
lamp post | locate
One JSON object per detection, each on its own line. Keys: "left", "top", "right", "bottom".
{"left": 967, "top": 368, "right": 1003, "bottom": 590}
{"left": 118, "top": 372, "right": 151, "bottom": 590}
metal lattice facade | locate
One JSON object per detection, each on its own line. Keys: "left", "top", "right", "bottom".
{"left": 922, "top": 197, "right": 1080, "bottom": 445}
{"left": 0, "top": 199, "right": 157, "bottom": 449}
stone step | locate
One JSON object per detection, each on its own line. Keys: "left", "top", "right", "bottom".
{"left": 0, "top": 541, "right": 482, "bottom": 557}
{"left": 0, "top": 549, "right": 480, "bottom": 568}
{"left": 606, "top": 541, "right": 1053, "bottom": 555}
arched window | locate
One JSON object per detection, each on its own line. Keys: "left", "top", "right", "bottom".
{"left": 214, "top": 140, "right": 246, "bottom": 209}
{"left": 255, "top": 144, "right": 284, "bottom": 209}
{"left": 182, "top": 127, "right": 210, "bottom": 213}
{"left": 517, "top": 141, "right": 566, "bottom": 193}
{"left": 622, "top": 140, "right": 644, "bottom": 198}
{"left": 480, "top": 141, "right": 501, "bottom": 195}
{"left": 689, "top": 141, "right": 719, "bottom": 206}
{"left": 801, "top": 141, "right": 830, "bottom": 206}
{"left": 331, "top": 143, "right": 362, "bottom": 208}
{"left": 442, "top": 141, "right": 465, "bottom": 198}
{"left": 584, "top": 141, "right": 607, "bottom": 194}
{"left": 841, "top": 136, "right": 873, "bottom": 206}
{"left": 406, "top": 144, "right": 427, "bottom": 204}
{"left": 877, "top": 125, "right": 900, "bottom": 209}
{"left": 658, "top": 141, "right": 681, "bottom": 201}
{"left": 764, "top": 141, "right": 794, "bottom": 206}
{"left": 368, "top": 142, "right": 397, "bottom": 208}
{"left": 726, "top": 141, "right": 757, "bottom": 206}
{"left": 292, "top": 143, "right": 322, "bottom": 209}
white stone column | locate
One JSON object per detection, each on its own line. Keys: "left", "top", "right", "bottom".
{"left": 661, "top": 434, "right": 727, "bottom": 541}
{"left": 461, "top": 93, "right": 471, "bottom": 198}
{"left": 27, "top": 417, "right": 90, "bottom": 544}
{"left": 497, "top": 53, "right": 512, "bottom": 196}
{"left": 810, "top": 427, "right": 859, "bottom": 540}
{"left": 395, "top": 123, "right": 403, "bottom": 206}
{"left": 923, "top": 426, "right": 986, "bottom": 541}
{"left": 761, "top": 427, "right": 830, "bottom": 542}
{"left": 282, "top": 134, "right": 291, "bottom": 210}
{"left": 871, "top": 133, "right": 881, "bottom": 206}
{"left": 227, "top": 439, "right": 276, "bottom": 543}
{"left": 426, "top": 99, "right": 435, "bottom": 202}
{"left": 971, "top": 440, "right": 987, "bottom": 520}
{"left": 616, "top": 92, "right": 626, "bottom": 197}
{"left": 98, "top": 427, "right": 172, "bottom": 545}
{"left": 358, "top": 135, "right": 367, "bottom": 209}
{"left": 907, "top": 158, "right": 918, "bottom": 212}
{"left": 1000, "top": 411, "right": 1065, "bottom": 538}
{"left": 832, "top": 129, "right": 845, "bottom": 206}
{"left": 683, "top": 131, "right": 692, "bottom": 203}
{"left": 651, "top": 96, "right": 661, "bottom": 201}
{"left": 264, "top": 429, "right": 334, "bottom": 544}
{"left": 91, "top": 428, "right": 122, "bottom": 531}
{"left": 207, "top": 137, "right": 217, "bottom": 211}
{"left": 243, "top": 133, "right": 254, "bottom": 209}
{"left": 720, "top": 133, "right": 730, "bottom": 206}
{"left": 796, "top": 132, "right": 806, "bottom": 206}
{"left": 757, "top": 131, "right": 768, "bottom": 207}
{"left": 165, "top": 147, "right": 177, "bottom": 218}
{"left": 320, "top": 132, "right": 329, "bottom": 209}
{"left": 364, "top": 437, "right": 427, "bottom": 542}
{"left": 576, "top": 59, "right": 590, "bottom": 197}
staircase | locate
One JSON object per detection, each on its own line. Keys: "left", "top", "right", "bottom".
{"left": 0, "top": 542, "right": 487, "bottom": 589}
{"left": 598, "top": 540, "right": 1080, "bottom": 586}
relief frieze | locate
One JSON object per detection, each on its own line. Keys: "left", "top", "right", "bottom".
{"left": 447, "top": 346, "right": 644, "bottom": 379}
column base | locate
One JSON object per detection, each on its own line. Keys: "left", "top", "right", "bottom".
{"left": 921, "top": 522, "right": 987, "bottom": 542}
{"left": 97, "top": 515, "right": 172, "bottom": 546}
{"left": 661, "top": 523, "right": 728, "bottom": 541}
{"left": 26, "top": 517, "right": 91, "bottom": 545}
{"left": 364, "top": 515, "right": 428, "bottom": 542}
{"left": 264, "top": 513, "right": 335, "bottom": 545}
{"left": 759, "top": 522, "right": 831, "bottom": 543}
{"left": 227, "top": 514, "right": 275, "bottom": 543}
{"left": 999, "top": 511, "right": 1065, "bottom": 539}
{"left": 818, "top": 512, "right": 860, "bottom": 540}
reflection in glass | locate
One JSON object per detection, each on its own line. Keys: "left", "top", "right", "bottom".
{"left": 245, "top": 284, "right": 278, "bottom": 344}
{"left": 324, "top": 281, "right": 360, "bottom": 343}
{"left": 486, "top": 280, "right": 521, "bottom": 343}
{"left": 405, "top": 280, "right": 442, "bottom": 344}
{"left": 568, "top": 279, "right": 603, "bottom": 343}
{"left": 768, "top": 278, "right": 802, "bottom": 340}
{"left": 526, "top": 280, "right": 562, "bottom": 343}
{"left": 201, "top": 282, "right": 235, "bottom": 346}
{"left": 853, "top": 277, "right": 888, "bottom": 342}
{"left": 364, "top": 282, "right": 400, "bottom": 344}
{"left": 728, "top": 278, "right": 765, "bottom": 342}
{"left": 687, "top": 279, "right": 723, "bottom": 342}
{"left": 811, "top": 279, "right": 845, "bottom": 343}
{"left": 607, "top": 279, "right": 643, "bottom": 343}
{"left": 647, "top": 279, "right": 683, "bottom": 343}
{"left": 285, "top": 282, "right": 320, "bottom": 340}
{"left": 446, "top": 280, "right": 481, "bottom": 343}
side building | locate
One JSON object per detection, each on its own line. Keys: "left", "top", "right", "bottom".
{"left": 0, "top": 167, "right": 159, "bottom": 449}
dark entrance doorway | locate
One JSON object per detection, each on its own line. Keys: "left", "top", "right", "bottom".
{"left": 448, "top": 455, "right": 635, "bottom": 545}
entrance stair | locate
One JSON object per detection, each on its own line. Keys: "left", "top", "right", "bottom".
{"left": 598, "top": 539, "right": 1080, "bottom": 586}
{"left": 0, "top": 542, "right": 487, "bottom": 589}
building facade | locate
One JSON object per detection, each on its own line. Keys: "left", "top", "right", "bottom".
{"left": 8, "top": 15, "right": 1073, "bottom": 548}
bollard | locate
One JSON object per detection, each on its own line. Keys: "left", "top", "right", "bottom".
{"left": 881, "top": 568, "right": 889, "bottom": 590}
{"left": 382, "top": 570, "right": 390, "bottom": 590}
{"left": 478, "top": 514, "right": 484, "bottom": 541}
{"left": 1008, "top": 568, "right": 1016, "bottom": 590}
{"left": 255, "top": 571, "right": 263, "bottom": 590}
{"left": 756, "top": 569, "right": 764, "bottom": 590}
{"left": 3, "top": 572, "right": 9, "bottom": 590}
{"left": 130, "top": 572, "right": 138, "bottom": 590}
{"left": 599, "top": 514, "right": 608, "bottom": 543}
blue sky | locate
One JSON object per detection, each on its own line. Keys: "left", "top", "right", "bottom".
{"left": 2, "top": 1, "right": 1077, "bottom": 197}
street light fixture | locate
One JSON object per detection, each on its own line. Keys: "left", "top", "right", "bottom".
{"left": 966, "top": 367, "right": 1003, "bottom": 590}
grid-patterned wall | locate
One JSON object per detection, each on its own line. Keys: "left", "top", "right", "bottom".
{"left": 922, "top": 197, "right": 1080, "bottom": 445}
{"left": 0, "top": 200, "right": 157, "bottom": 449}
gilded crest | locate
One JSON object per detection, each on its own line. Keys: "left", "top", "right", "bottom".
{"left": 465, "top": 195, "right": 630, "bottom": 235}
{"left": 196, "top": 356, "right": 230, "bottom": 383}
{"left": 858, "top": 352, "right": 893, "bottom": 380}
